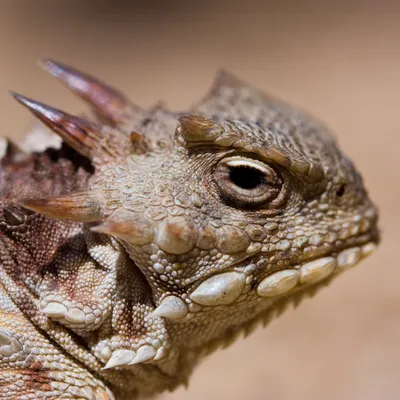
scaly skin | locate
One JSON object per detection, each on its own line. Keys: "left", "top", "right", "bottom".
{"left": 0, "top": 60, "right": 379, "bottom": 399}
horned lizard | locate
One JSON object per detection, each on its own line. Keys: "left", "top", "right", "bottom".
{"left": 0, "top": 60, "right": 379, "bottom": 399}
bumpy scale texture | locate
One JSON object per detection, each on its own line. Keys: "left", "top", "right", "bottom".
{"left": 0, "top": 60, "right": 379, "bottom": 399}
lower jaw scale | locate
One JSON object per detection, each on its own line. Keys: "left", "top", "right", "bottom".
{"left": 101, "top": 344, "right": 168, "bottom": 370}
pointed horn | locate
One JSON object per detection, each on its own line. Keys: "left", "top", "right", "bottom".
{"left": 17, "top": 192, "right": 104, "bottom": 222}
{"left": 178, "top": 115, "right": 222, "bottom": 143}
{"left": 212, "top": 69, "right": 244, "bottom": 92}
{"left": 150, "top": 295, "right": 188, "bottom": 320}
{"left": 91, "top": 210, "right": 154, "bottom": 245}
{"left": 5, "top": 139, "right": 28, "bottom": 162}
{"left": 128, "top": 345, "right": 156, "bottom": 365}
{"left": 11, "top": 92, "right": 119, "bottom": 161}
{"left": 40, "top": 59, "right": 133, "bottom": 125}
{"left": 189, "top": 70, "right": 244, "bottom": 114}
{"left": 103, "top": 349, "right": 136, "bottom": 370}
{"left": 0, "top": 138, "right": 27, "bottom": 163}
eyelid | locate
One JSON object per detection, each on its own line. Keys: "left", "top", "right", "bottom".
{"left": 224, "top": 157, "right": 277, "bottom": 179}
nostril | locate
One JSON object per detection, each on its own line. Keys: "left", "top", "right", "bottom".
{"left": 336, "top": 184, "right": 346, "bottom": 197}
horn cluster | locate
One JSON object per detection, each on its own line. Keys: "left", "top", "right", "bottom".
{"left": 11, "top": 60, "right": 148, "bottom": 225}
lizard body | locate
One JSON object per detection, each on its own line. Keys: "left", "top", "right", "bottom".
{"left": 0, "top": 61, "right": 379, "bottom": 399}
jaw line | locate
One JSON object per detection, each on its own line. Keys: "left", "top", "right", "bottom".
{"left": 192, "top": 240, "right": 377, "bottom": 363}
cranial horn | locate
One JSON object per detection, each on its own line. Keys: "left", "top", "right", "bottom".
{"left": 11, "top": 92, "right": 128, "bottom": 162}
{"left": 40, "top": 59, "right": 136, "bottom": 126}
{"left": 17, "top": 192, "right": 105, "bottom": 222}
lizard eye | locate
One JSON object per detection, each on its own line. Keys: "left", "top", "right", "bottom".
{"left": 214, "top": 156, "right": 282, "bottom": 208}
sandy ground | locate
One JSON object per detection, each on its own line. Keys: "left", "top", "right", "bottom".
{"left": 0, "top": 1, "right": 399, "bottom": 399}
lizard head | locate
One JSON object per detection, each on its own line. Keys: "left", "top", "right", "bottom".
{"left": 12, "top": 60, "right": 379, "bottom": 389}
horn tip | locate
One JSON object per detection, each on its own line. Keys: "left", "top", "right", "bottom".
{"left": 10, "top": 92, "right": 62, "bottom": 124}
{"left": 39, "top": 58, "right": 70, "bottom": 79}
{"left": 9, "top": 90, "right": 26, "bottom": 103}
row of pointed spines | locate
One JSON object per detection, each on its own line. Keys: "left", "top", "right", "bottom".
{"left": 11, "top": 59, "right": 148, "bottom": 165}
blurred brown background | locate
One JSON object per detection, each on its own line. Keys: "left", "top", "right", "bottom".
{"left": 0, "top": 1, "right": 398, "bottom": 399}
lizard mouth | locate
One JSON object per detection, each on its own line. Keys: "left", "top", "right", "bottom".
{"left": 253, "top": 240, "right": 378, "bottom": 299}
{"left": 178, "top": 223, "right": 380, "bottom": 310}
{"left": 239, "top": 224, "right": 380, "bottom": 296}
{"left": 184, "top": 234, "right": 378, "bottom": 311}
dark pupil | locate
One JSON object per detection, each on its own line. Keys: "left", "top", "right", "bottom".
{"left": 229, "top": 166, "right": 264, "bottom": 190}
